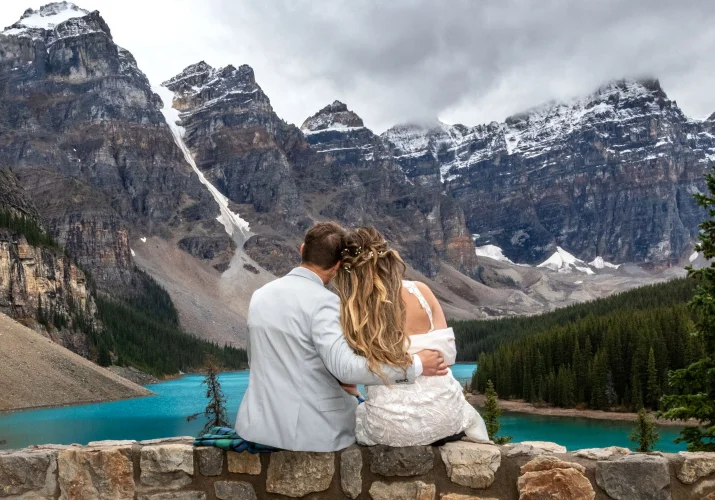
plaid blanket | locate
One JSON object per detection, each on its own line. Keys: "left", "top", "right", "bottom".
{"left": 194, "top": 427, "right": 280, "bottom": 454}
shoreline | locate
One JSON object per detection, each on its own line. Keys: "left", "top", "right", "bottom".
{"left": 467, "top": 393, "right": 699, "bottom": 428}
{"left": 0, "top": 392, "right": 155, "bottom": 415}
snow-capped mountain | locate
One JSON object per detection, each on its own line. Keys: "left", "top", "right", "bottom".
{"left": 382, "top": 79, "right": 713, "bottom": 266}
{"left": 0, "top": 1, "right": 701, "bottom": 344}
{"left": 301, "top": 100, "right": 366, "bottom": 135}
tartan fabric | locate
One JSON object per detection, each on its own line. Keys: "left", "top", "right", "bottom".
{"left": 194, "top": 427, "right": 280, "bottom": 454}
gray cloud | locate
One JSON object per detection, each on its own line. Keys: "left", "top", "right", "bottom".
{"left": 3, "top": 0, "right": 715, "bottom": 132}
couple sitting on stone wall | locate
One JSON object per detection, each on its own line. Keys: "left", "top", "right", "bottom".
{"left": 234, "top": 222, "right": 489, "bottom": 452}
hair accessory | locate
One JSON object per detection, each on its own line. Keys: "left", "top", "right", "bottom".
{"left": 343, "top": 264, "right": 352, "bottom": 273}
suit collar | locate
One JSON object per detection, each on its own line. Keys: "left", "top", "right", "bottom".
{"left": 288, "top": 266, "right": 325, "bottom": 286}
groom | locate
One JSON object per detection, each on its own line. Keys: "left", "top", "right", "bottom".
{"left": 236, "top": 222, "right": 448, "bottom": 452}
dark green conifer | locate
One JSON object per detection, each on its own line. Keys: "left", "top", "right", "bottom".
{"left": 629, "top": 408, "right": 660, "bottom": 452}
{"left": 661, "top": 167, "right": 715, "bottom": 451}
{"left": 483, "top": 380, "right": 512, "bottom": 445}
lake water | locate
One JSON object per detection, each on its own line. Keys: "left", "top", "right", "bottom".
{"left": 0, "top": 364, "right": 686, "bottom": 452}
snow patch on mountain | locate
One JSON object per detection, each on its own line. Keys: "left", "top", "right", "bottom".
{"left": 154, "top": 84, "right": 251, "bottom": 247}
{"left": 303, "top": 124, "right": 365, "bottom": 136}
{"left": 8, "top": 2, "right": 88, "bottom": 30}
{"left": 538, "top": 247, "right": 595, "bottom": 275}
{"left": 589, "top": 256, "right": 621, "bottom": 270}
{"left": 475, "top": 245, "right": 514, "bottom": 264}
{"left": 384, "top": 79, "right": 683, "bottom": 184}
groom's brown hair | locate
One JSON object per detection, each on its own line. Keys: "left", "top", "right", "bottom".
{"left": 302, "top": 222, "right": 346, "bottom": 270}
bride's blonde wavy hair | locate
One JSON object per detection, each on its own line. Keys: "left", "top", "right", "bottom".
{"left": 333, "top": 227, "right": 411, "bottom": 381}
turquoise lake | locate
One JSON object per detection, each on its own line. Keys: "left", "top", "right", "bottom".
{"left": 0, "top": 364, "right": 686, "bottom": 452}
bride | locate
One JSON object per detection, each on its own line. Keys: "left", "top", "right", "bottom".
{"left": 334, "top": 227, "right": 489, "bottom": 446}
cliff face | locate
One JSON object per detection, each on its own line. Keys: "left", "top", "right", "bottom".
{"left": 383, "top": 80, "right": 712, "bottom": 265}
{"left": 0, "top": 168, "right": 95, "bottom": 355}
{"left": 164, "top": 64, "right": 477, "bottom": 278}
{"left": 300, "top": 101, "right": 477, "bottom": 277}
{"left": 0, "top": 3, "right": 233, "bottom": 293}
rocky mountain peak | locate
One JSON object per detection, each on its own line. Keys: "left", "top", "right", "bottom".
{"left": 2, "top": 2, "right": 110, "bottom": 42}
{"left": 301, "top": 100, "right": 364, "bottom": 134}
{"left": 17, "top": 2, "right": 90, "bottom": 27}
{"left": 164, "top": 62, "right": 261, "bottom": 100}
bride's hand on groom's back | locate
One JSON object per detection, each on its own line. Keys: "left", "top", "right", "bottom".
{"left": 417, "top": 349, "right": 449, "bottom": 376}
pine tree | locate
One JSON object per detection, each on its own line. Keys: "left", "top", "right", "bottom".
{"left": 37, "top": 294, "right": 46, "bottom": 327}
{"left": 188, "top": 358, "right": 230, "bottom": 436}
{"left": 482, "top": 380, "right": 512, "bottom": 445}
{"left": 661, "top": 167, "right": 715, "bottom": 451}
{"left": 646, "top": 347, "right": 661, "bottom": 409}
{"left": 97, "top": 345, "right": 112, "bottom": 367}
{"left": 629, "top": 408, "right": 660, "bottom": 452}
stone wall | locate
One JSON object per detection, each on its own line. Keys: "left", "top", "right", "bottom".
{"left": 1, "top": 438, "right": 714, "bottom": 499}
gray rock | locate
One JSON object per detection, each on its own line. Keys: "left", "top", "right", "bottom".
{"left": 574, "top": 446, "right": 631, "bottom": 460}
{"left": 504, "top": 441, "right": 569, "bottom": 457}
{"left": 58, "top": 445, "right": 134, "bottom": 500}
{"left": 215, "top": 481, "right": 258, "bottom": 500}
{"left": 139, "top": 492, "right": 206, "bottom": 500}
{"left": 596, "top": 454, "right": 671, "bottom": 500}
{"left": 266, "top": 451, "right": 334, "bottom": 497}
{"left": 341, "top": 445, "right": 363, "bottom": 499}
{"left": 368, "top": 480, "right": 436, "bottom": 500}
{"left": 519, "top": 441, "right": 567, "bottom": 453}
{"left": 139, "top": 437, "right": 195, "bottom": 446}
{"left": 139, "top": 444, "right": 194, "bottom": 490}
{"left": 196, "top": 447, "right": 223, "bottom": 476}
{"left": 504, "top": 444, "right": 543, "bottom": 458}
{"left": 369, "top": 445, "right": 433, "bottom": 477}
{"left": 676, "top": 451, "right": 715, "bottom": 484}
{"left": 440, "top": 442, "right": 501, "bottom": 489}
{"left": 0, "top": 449, "right": 58, "bottom": 498}
{"left": 87, "top": 440, "right": 137, "bottom": 447}
{"left": 227, "top": 451, "right": 261, "bottom": 475}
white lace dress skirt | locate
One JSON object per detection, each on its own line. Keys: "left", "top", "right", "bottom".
{"left": 354, "top": 328, "right": 489, "bottom": 447}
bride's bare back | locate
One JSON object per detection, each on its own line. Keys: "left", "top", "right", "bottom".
{"left": 401, "top": 281, "right": 448, "bottom": 336}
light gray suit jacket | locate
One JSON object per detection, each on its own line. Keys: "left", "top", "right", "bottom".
{"left": 235, "top": 267, "right": 416, "bottom": 452}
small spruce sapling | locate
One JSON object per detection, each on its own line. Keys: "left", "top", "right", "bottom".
{"left": 483, "top": 379, "right": 512, "bottom": 445}
{"left": 187, "top": 357, "right": 230, "bottom": 436}
{"left": 629, "top": 407, "right": 660, "bottom": 452}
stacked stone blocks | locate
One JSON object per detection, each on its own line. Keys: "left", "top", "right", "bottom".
{"left": 1, "top": 438, "right": 714, "bottom": 499}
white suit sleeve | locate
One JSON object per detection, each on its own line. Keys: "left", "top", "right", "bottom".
{"left": 310, "top": 294, "right": 416, "bottom": 386}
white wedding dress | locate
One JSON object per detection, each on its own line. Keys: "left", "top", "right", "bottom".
{"left": 354, "top": 281, "right": 489, "bottom": 446}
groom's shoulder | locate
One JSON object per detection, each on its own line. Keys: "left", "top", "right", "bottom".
{"left": 253, "top": 272, "right": 327, "bottom": 297}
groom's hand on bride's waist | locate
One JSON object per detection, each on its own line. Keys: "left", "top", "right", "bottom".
{"left": 417, "top": 349, "right": 449, "bottom": 376}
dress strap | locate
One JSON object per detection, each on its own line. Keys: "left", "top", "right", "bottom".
{"left": 402, "top": 280, "right": 434, "bottom": 332}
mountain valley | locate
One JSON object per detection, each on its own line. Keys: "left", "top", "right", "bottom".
{"left": 0, "top": 1, "right": 707, "bottom": 359}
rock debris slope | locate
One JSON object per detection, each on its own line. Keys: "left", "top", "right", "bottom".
{"left": 0, "top": 311, "right": 150, "bottom": 411}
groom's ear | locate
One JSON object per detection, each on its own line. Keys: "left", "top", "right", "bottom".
{"left": 299, "top": 243, "right": 305, "bottom": 258}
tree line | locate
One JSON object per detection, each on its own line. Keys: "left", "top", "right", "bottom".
{"left": 451, "top": 278, "right": 696, "bottom": 361}
{"left": 0, "top": 209, "right": 58, "bottom": 248}
{"left": 0, "top": 207, "right": 248, "bottom": 377}
{"left": 94, "top": 269, "right": 248, "bottom": 377}
{"left": 465, "top": 278, "right": 705, "bottom": 412}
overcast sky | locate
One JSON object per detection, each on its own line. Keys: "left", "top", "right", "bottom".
{"left": 3, "top": 0, "right": 715, "bottom": 132}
